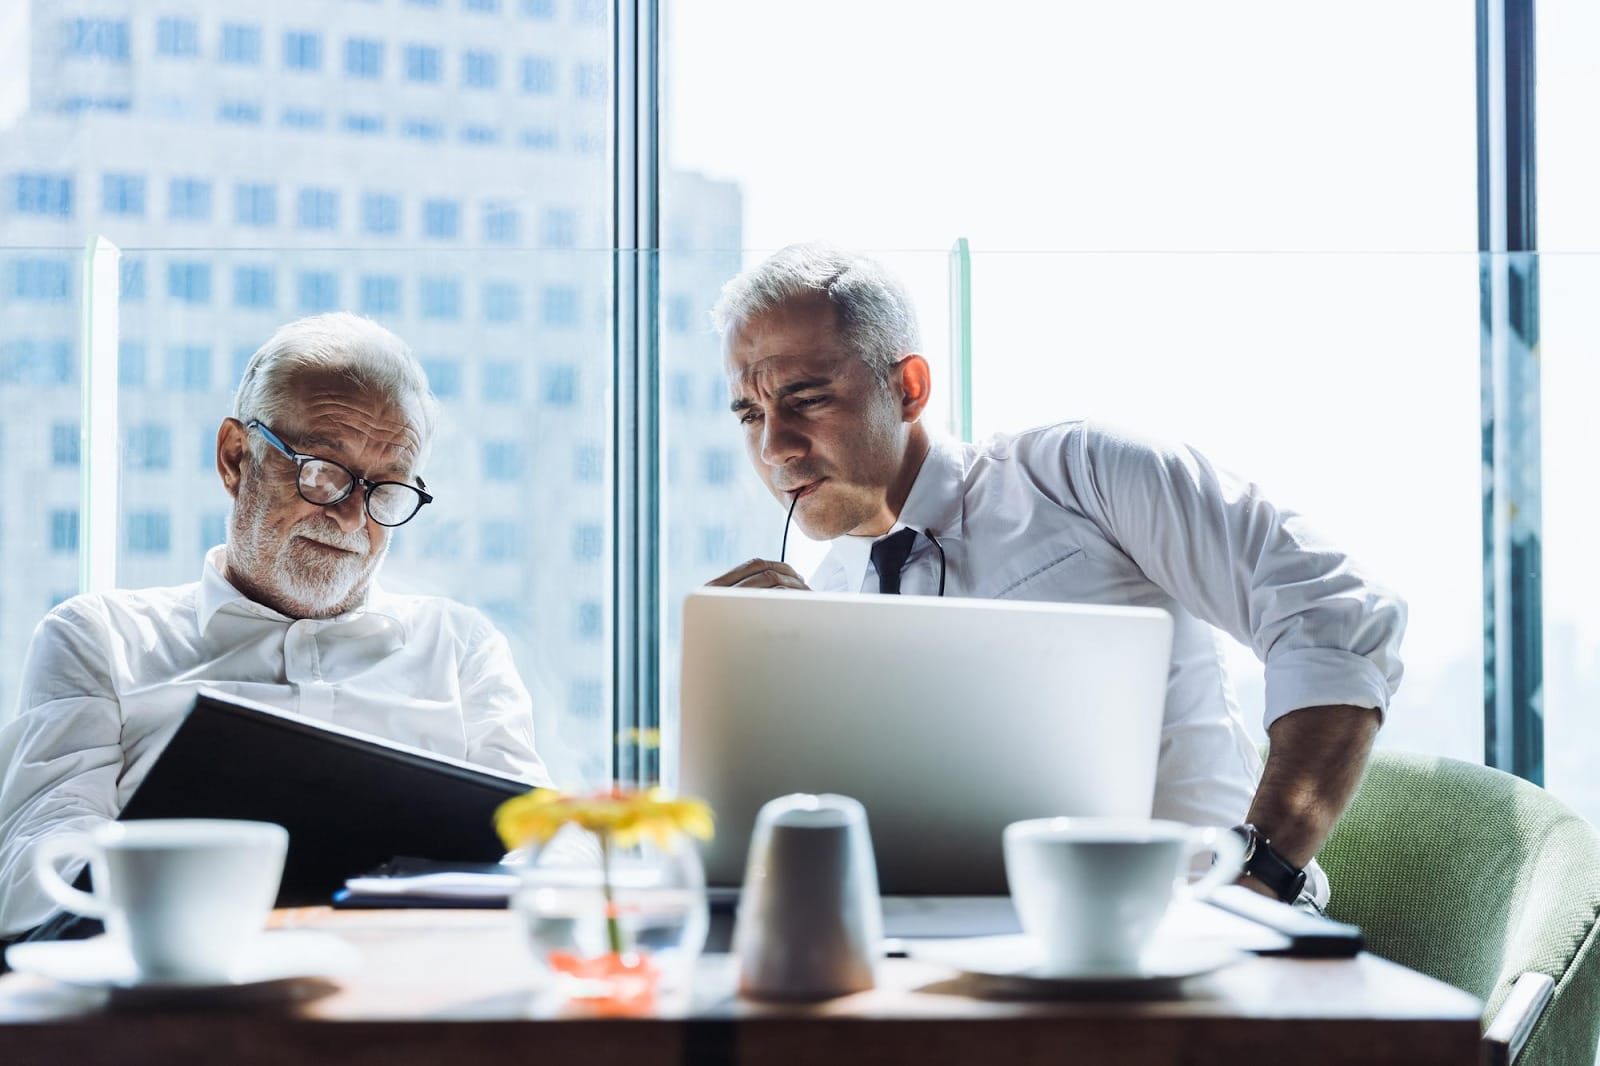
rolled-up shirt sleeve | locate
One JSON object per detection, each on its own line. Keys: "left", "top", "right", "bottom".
{"left": 1064, "top": 421, "right": 1407, "bottom": 729}
{"left": 458, "top": 611, "right": 553, "bottom": 788}
{"left": 0, "top": 602, "right": 126, "bottom": 938}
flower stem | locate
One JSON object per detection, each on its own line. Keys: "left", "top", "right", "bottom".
{"left": 600, "top": 834, "right": 624, "bottom": 956}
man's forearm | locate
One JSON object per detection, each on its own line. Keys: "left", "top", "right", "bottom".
{"left": 1245, "top": 704, "right": 1382, "bottom": 871}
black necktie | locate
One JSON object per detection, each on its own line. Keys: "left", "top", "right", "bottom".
{"left": 870, "top": 527, "right": 919, "bottom": 595}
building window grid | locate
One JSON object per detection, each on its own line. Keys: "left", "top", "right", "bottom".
{"left": 119, "top": 341, "right": 146, "bottom": 387}
{"left": 422, "top": 199, "right": 461, "bottom": 240}
{"left": 168, "top": 178, "right": 212, "bottom": 221}
{"left": 520, "top": 56, "right": 555, "bottom": 95}
{"left": 101, "top": 173, "right": 145, "bottom": 216}
{"left": 297, "top": 188, "right": 340, "bottom": 230}
{"left": 233, "top": 265, "right": 276, "bottom": 309}
{"left": 483, "top": 204, "right": 520, "bottom": 244}
{"left": 63, "top": 19, "right": 130, "bottom": 61}
{"left": 155, "top": 17, "right": 199, "bottom": 57}
{"left": 361, "top": 193, "right": 401, "bottom": 235}
{"left": 49, "top": 510, "right": 80, "bottom": 553}
{"left": 543, "top": 364, "right": 578, "bottom": 407}
{"left": 218, "top": 100, "right": 264, "bottom": 125}
{"left": 404, "top": 44, "right": 442, "bottom": 83}
{"left": 463, "top": 51, "right": 499, "bottom": 89}
{"left": 282, "top": 108, "right": 325, "bottom": 130}
{"left": 283, "top": 31, "right": 322, "bottom": 71}
{"left": 220, "top": 24, "right": 262, "bottom": 65}
{"left": 51, "top": 423, "right": 80, "bottom": 467}
{"left": 12, "top": 260, "right": 72, "bottom": 302}
{"left": 166, "top": 261, "right": 212, "bottom": 305}
{"left": 234, "top": 183, "right": 277, "bottom": 226}
{"left": 12, "top": 174, "right": 73, "bottom": 217}
{"left": 541, "top": 286, "right": 580, "bottom": 328}
{"left": 345, "top": 38, "right": 384, "bottom": 79}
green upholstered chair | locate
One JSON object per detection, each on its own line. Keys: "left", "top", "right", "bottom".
{"left": 1315, "top": 749, "right": 1600, "bottom": 1066}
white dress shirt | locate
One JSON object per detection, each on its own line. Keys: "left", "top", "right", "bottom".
{"left": 812, "top": 421, "right": 1407, "bottom": 908}
{"left": 0, "top": 546, "right": 551, "bottom": 937}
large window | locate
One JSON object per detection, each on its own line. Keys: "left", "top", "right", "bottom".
{"left": 661, "top": 0, "right": 1483, "bottom": 764}
{"left": 0, "top": 3, "right": 618, "bottom": 790}
{"left": 2, "top": 1, "right": 1585, "bottom": 816}
{"left": 1537, "top": 0, "right": 1600, "bottom": 823}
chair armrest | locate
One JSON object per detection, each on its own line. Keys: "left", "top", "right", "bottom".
{"left": 1482, "top": 971, "right": 1555, "bottom": 1066}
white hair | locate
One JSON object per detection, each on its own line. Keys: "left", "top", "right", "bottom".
{"left": 709, "top": 242, "right": 920, "bottom": 383}
{"left": 232, "top": 312, "right": 440, "bottom": 461}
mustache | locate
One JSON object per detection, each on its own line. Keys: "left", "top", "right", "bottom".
{"left": 292, "top": 519, "right": 370, "bottom": 553}
{"left": 775, "top": 469, "right": 826, "bottom": 494}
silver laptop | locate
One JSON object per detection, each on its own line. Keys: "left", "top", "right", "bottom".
{"left": 674, "top": 588, "right": 1174, "bottom": 896}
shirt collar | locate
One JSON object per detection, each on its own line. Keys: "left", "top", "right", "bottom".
{"left": 197, "top": 544, "right": 406, "bottom": 638}
{"left": 895, "top": 433, "right": 966, "bottom": 543}
{"left": 820, "top": 433, "right": 968, "bottom": 592}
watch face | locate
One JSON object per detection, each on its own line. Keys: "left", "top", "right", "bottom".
{"left": 1233, "top": 824, "right": 1259, "bottom": 862}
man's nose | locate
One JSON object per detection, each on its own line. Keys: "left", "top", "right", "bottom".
{"left": 326, "top": 491, "right": 368, "bottom": 534}
{"left": 760, "top": 416, "right": 807, "bottom": 466}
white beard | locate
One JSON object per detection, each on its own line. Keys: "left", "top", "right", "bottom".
{"left": 228, "top": 473, "right": 384, "bottom": 618}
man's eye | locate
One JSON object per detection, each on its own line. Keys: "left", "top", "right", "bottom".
{"left": 793, "top": 396, "right": 826, "bottom": 409}
{"left": 737, "top": 410, "right": 760, "bottom": 426}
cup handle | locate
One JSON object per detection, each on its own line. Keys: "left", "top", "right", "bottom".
{"left": 32, "top": 832, "right": 110, "bottom": 919}
{"left": 1180, "top": 826, "right": 1247, "bottom": 900}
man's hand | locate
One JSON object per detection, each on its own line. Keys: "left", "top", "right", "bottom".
{"left": 706, "top": 558, "right": 812, "bottom": 591}
{"left": 1237, "top": 704, "right": 1382, "bottom": 897}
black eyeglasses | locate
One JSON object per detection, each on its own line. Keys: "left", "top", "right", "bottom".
{"left": 246, "top": 419, "right": 433, "bottom": 528}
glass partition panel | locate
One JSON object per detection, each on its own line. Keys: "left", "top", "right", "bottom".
{"left": 1538, "top": 0, "right": 1600, "bottom": 825}
{"left": 1540, "top": 251, "right": 1600, "bottom": 824}
{"left": 662, "top": 0, "right": 1479, "bottom": 777}
{"left": 0, "top": 0, "right": 615, "bottom": 788}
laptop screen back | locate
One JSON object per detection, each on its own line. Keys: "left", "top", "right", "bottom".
{"left": 675, "top": 588, "right": 1173, "bottom": 895}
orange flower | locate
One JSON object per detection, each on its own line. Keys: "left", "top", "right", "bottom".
{"left": 495, "top": 786, "right": 714, "bottom": 852}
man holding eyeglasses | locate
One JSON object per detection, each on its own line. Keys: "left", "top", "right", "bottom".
{"left": 706, "top": 244, "right": 1407, "bottom": 914}
{"left": 0, "top": 312, "right": 550, "bottom": 943}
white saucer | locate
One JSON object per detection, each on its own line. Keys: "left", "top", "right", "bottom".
{"left": 4, "top": 930, "right": 360, "bottom": 994}
{"left": 907, "top": 934, "right": 1242, "bottom": 995}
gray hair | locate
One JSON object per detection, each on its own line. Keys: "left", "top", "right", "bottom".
{"left": 709, "top": 243, "right": 920, "bottom": 383}
{"left": 233, "top": 312, "right": 440, "bottom": 462}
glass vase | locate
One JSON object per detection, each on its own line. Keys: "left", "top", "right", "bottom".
{"left": 512, "top": 824, "right": 709, "bottom": 1013}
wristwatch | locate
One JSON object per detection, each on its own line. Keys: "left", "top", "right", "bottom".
{"left": 1230, "top": 823, "right": 1307, "bottom": 904}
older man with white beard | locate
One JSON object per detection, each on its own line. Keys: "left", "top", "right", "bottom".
{"left": 0, "top": 312, "right": 551, "bottom": 943}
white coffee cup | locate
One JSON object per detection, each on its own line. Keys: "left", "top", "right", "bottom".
{"left": 1003, "top": 817, "right": 1245, "bottom": 975}
{"left": 33, "top": 819, "right": 288, "bottom": 981}
{"left": 734, "top": 793, "right": 882, "bottom": 1000}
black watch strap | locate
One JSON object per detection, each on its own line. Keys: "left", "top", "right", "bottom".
{"left": 1231, "top": 823, "right": 1308, "bottom": 904}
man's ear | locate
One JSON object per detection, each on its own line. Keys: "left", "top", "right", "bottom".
{"left": 893, "top": 354, "right": 932, "bottom": 423}
{"left": 217, "top": 418, "right": 248, "bottom": 499}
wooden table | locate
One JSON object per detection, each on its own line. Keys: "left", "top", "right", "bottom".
{"left": 0, "top": 908, "right": 1484, "bottom": 1066}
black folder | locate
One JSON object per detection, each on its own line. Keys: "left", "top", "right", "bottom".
{"left": 117, "top": 689, "right": 538, "bottom": 906}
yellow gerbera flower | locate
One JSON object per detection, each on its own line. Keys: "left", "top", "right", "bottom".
{"left": 495, "top": 786, "right": 714, "bottom": 852}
